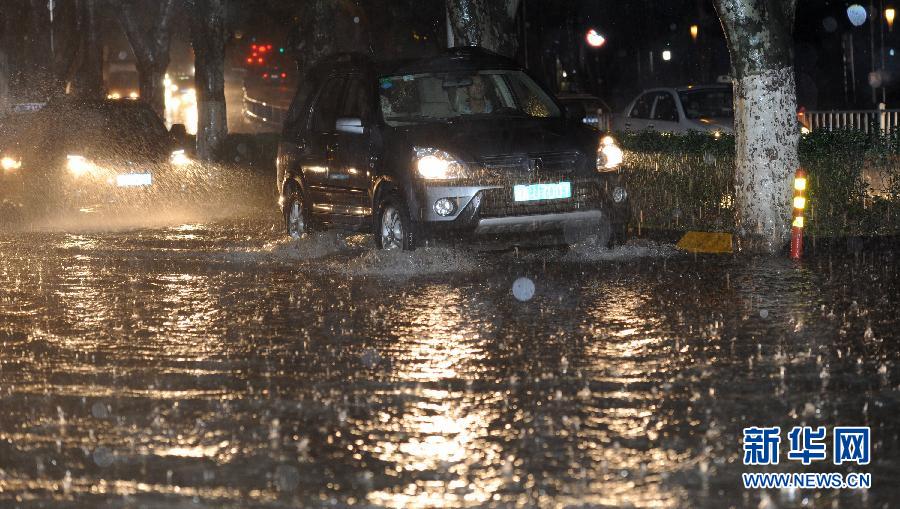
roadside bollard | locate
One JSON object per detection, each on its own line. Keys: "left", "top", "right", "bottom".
{"left": 791, "top": 168, "right": 807, "bottom": 260}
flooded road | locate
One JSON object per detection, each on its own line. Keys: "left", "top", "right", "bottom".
{"left": 0, "top": 201, "right": 897, "bottom": 508}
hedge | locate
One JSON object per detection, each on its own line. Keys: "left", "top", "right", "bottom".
{"left": 617, "top": 130, "right": 900, "bottom": 237}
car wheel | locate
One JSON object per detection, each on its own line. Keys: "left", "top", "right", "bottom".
{"left": 283, "top": 190, "right": 310, "bottom": 239}
{"left": 375, "top": 195, "right": 417, "bottom": 251}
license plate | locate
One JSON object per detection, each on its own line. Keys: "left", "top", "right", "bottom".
{"left": 513, "top": 182, "right": 571, "bottom": 202}
{"left": 116, "top": 173, "right": 152, "bottom": 187}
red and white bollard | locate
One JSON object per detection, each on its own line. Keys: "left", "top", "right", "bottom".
{"left": 790, "top": 168, "right": 807, "bottom": 260}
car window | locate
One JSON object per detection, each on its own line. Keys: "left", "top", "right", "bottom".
{"left": 283, "top": 74, "right": 321, "bottom": 139}
{"left": 341, "top": 77, "right": 373, "bottom": 121}
{"left": 652, "top": 92, "right": 678, "bottom": 122}
{"left": 310, "top": 76, "right": 346, "bottom": 133}
{"left": 378, "top": 70, "right": 560, "bottom": 126}
{"left": 678, "top": 88, "right": 734, "bottom": 119}
{"left": 630, "top": 93, "right": 654, "bottom": 119}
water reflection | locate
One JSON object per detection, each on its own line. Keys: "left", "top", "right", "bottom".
{"left": 0, "top": 223, "right": 896, "bottom": 508}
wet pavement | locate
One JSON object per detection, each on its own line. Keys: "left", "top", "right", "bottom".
{"left": 0, "top": 186, "right": 898, "bottom": 508}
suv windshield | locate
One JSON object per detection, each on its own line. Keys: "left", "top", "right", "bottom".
{"left": 378, "top": 70, "right": 561, "bottom": 126}
{"left": 678, "top": 88, "right": 733, "bottom": 119}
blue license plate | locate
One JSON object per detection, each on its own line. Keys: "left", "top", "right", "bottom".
{"left": 513, "top": 182, "right": 572, "bottom": 202}
{"left": 116, "top": 173, "right": 152, "bottom": 187}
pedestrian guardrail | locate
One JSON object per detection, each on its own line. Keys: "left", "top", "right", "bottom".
{"left": 243, "top": 91, "right": 289, "bottom": 126}
{"left": 801, "top": 105, "right": 900, "bottom": 134}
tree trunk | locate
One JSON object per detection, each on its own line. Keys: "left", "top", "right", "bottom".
{"left": 0, "top": 49, "right": 9, "bottom": 114}
{"left": 118, "top": 0, "right": 177, "bottom": 117}
{"left": 188, "top": 0, "right": 228, "bottom": 161}
{"left": 69, "top": 0, "right": 104, "bottom": 99}
{"left": 714, "top": 0, "right": 799, "bottom": 254}
{"left": 446, "top": 0, "right": 520, "bottom": 57}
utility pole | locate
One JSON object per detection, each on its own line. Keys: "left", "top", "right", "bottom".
{"left": 47, "top": 0, "right": 55, "bottom": 61}
{"left": 870, "top": 0, "right": 877, "bottom": 105}
{"left": 880, "top": 0, "right": 887, "bottom": 104}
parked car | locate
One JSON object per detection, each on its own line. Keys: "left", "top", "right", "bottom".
{"left": 556, "top": 93, "right": 614, "bottom": 130}
{"left": 613, "top": 85, "right": 734, "bottom": 135}
{"left": 0, "top": 98, "right": 191, "bottom": 217}
{"left": 275, "top": 47, "right": 630, "bottom": 250}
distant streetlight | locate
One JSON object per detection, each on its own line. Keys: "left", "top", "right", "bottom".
{"left": 847, "top": 4, "right": 868, "bottom": 26}
{"left": 886, "top": 7, "right": 896, "bottom": 31}
{"left": 690, "top": 24, "right": 699, "bottom": 42}
{"left": 586, "top": 29, "right": 606, "bottom": 48}
{"left": 662, "top": 50, "right": 672, "bottom": 61}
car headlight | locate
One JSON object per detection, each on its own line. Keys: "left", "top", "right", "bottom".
{"left": 413, "top": 147, "right": 468, "bottom": 180}
{"left": 170, "top": 149, "right": 191, "bottom": 166}
{"left": 597, "top": 136, "right": 623, "bottom": 171}
{"left": 66, "top": 155, "right": 96, "bottom": 177}
{"left": 107, "top": 92, "right": 121, "bottom": 100}
{"left": 1, "top": 155, "right": 22, "bottom": 172}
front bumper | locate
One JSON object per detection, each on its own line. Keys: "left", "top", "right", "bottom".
{"left": 412, "top": 176, "right": 628, "bottom": 239}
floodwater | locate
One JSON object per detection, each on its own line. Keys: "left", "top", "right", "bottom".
{"left": 0, "top": 188, "right": 898, "bottom": 508}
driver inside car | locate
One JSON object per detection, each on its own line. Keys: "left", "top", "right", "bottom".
{"left": 456, "top": 74, "right": 494, "bottom": 114}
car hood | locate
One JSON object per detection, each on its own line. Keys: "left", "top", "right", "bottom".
{"left": 391, "top": 118, "right": 593, "bottom": 162}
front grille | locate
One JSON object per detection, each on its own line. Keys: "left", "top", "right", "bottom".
{"left": 476, "top": 151, "right": 581, "bottom": 184}
{"left": 479, "top": 181, "right": 601, "bottom": 218}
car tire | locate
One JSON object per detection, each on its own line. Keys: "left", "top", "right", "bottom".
{"left": 283, "top": 189, "right": 311, "bottom": 239}
{"left": 375, "top": 194, "right": 417, "bottom": 251}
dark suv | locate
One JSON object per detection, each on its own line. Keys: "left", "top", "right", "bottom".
{"left": 276, "top": 47, "right": 629, "bottom": 250}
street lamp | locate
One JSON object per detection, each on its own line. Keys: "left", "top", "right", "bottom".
{"left": 847, "top": 4, "right": 868, "bottom": 26}
{"left": 690, "top": 24, "right": 699, "bottom": 42}
{"left": 586, "top": 29, "right": 606, "bottom": 48}
{"left": 886, "top": 7, "right": 896, "bottom": 31}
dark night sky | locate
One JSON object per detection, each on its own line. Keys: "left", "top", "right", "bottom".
{"left": 178, "top": 0, "right": 900, "bottom": 110}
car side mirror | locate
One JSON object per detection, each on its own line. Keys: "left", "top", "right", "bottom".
{"left": 565, "top": 103, "right": 586, "bottom": 123}
{"left": 336, "top": 117, "right": 365, "bottom": 135}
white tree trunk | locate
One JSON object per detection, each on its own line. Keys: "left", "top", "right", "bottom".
{"left": 446, "top": 0, "right": 520, "bottom": 56}
{"left": 714, "top": 0, "right": 798, "bottom": 254}
{"left": 733, "top": 67, "right": 798, "bottom": 252}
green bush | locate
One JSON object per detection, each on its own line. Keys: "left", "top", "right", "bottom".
{"left": 617, "top": 130, "right": 900, "bottom": 237}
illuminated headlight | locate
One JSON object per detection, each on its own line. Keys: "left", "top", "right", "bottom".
{"left": 414, "top": 147, "right": 468, "bottom": 180}
{"left": 170, "top": 149, "right": 191, "bottom": 166}
{"left": 1, "top": 156, "right": 22, "bottom": 171}
{"left": 801, "top": 126, "right": 811, "bottom": 135}
{"left": 597, "top": 136, "right": 624, "bottom": 170}
{"left": 128, "top": 91, "right": 139, "bottom": 100}
{"left": 107, "top": 92, "right": 121, "bottom": 100}
{"left": 713, "top": 130, "right": 722, "bottom": 139}
{"left": 66, "top": 155, "right": 96, "bottom": 177}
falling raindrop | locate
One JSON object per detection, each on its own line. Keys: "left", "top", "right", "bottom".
{"left": 93, "top": 447, "right": 114, "bottom": 468}
{"left": 274, "top": 464, "right": 300, "bottom": 492}
{"left": 512, "top": 277, "right": 535, "bottom": 302}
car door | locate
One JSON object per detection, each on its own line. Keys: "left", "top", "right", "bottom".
{"left": 302, "top": 75, "right": 347, "bottom": 210}
{"left": 622, "top": 92, "right": 654, "bottom": 131}
{"left": 650, "top": 91, "right": 682, "bottom": 133}
{"left": 329, "top": 74, "right": 376, "bottom": 220}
